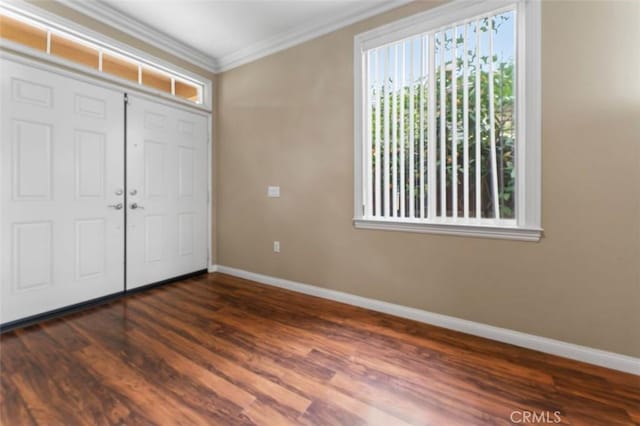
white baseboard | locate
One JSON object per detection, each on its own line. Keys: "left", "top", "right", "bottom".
{"left": 209, "top": 264, "right": 640, "bottom": 375}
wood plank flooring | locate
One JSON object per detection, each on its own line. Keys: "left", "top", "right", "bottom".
{"left": 1, "top": 272, "right": 639, "bottom": 425}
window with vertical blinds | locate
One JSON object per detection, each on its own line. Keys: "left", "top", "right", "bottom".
{"left": 354, "top": 0, "right": 542, "bottom": 241}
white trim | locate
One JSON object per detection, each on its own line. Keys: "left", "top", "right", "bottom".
{"left": 354, "top": 218, "right": 542, "bottom": 241}
{"left": 353, "top": 0, "right": 542, "bottom": 238}
{"left": 212, "top": 265, "right": 640, "bottom": 375}
{"left": 207, "top": 115, "right": 214, "bottom": 271}
{"left": 353, "top": 37, "right": 365, "bottom": 219}
{"left": 519, "top": 0, "right": 542, "bottom": 229}
{"left": 55, "top": 0, "right": 218, "bottom": 73}
{"left": 217, "top": 0, "right": 413, "bottom": 72}
{"left": 1, "top": 0, "right": 213, "bottom": 109}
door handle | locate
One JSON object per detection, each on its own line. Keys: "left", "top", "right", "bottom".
{"left": 108, "top": 203, "right": 123, "bottom": 210}
{"left": 130, "top": 203, "right": 144, "bottom": 210}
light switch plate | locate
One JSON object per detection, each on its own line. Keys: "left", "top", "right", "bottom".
{"left": 267, "top": 186, "right": 280, "bottom": 198}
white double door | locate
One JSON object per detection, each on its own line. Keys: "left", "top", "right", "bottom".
{"left": 0, "top": 59, "right": 208, "bottom": 324}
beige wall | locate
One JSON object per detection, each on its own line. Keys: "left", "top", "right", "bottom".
{"left": 216, "top": 0, "right": 640, "bottom": 357}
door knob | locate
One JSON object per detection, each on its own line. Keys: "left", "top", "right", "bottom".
{"left": 114, "top": 189, "right": 124, "bottom": 196}
{"left": 108, "top": 203, "right": 123, "bottom": 210}
{"left": 130, "top": 189, "right": 138, "bottom": 196}
{"left": 130, "top": 203, "right": 144, "bottom": 210}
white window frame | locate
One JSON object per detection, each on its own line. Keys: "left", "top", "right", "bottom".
{"left": 353, "top": 0, "right": 541, "bottom": 241}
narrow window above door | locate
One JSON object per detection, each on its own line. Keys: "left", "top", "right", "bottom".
{"left": 0, "top": 5, "right": 208, "bottom": 107}
{"left": 353, "top": 0, "right": 541, "bottom": 241}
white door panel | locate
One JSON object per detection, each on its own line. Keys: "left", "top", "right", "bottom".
{"left": 1, "top": 59, "right": 125, "bottom": 323}
{"left": 126, "top": 95, "right": 208, "bottom": 289}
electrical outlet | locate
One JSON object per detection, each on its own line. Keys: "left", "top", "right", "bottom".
{"left": 273, "top": 241, "right": 280, "bottom": 253}
{"left": 267, "top": 186, "right": 280, "bottom": 198}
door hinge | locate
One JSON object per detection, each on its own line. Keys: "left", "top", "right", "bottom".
{"left": 124, "top": 93, "right": 129, "bottom": 105}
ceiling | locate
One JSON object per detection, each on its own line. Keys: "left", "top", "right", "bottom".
{"left": 61, "top": 0, "right": 411, "bottom": 72}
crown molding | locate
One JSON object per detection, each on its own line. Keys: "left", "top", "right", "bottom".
{"left": 34, "top": 0, "right": 413, "bottom": 74}
{"left": 55, "top": 0, "right": 220, "bottom": 73}
{"left": 216, "top": 0, "right": 413, "bottom": 72}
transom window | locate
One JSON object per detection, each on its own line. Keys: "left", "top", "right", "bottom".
{"left": 0, "top": 8, "right": 204, "bottom": 105}
{"left": 354, "top": 0, "right": 541, "bottom": 240}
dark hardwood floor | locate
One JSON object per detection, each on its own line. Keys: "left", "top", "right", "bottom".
{"left": 1, "top": 272, "right": 638, "bottom": 425}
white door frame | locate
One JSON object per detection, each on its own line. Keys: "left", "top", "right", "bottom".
{"left": 0, "top": 51, "right": 214, "bottom": 297}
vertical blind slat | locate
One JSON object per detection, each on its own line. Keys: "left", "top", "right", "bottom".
{"left": 366, "top": 51, "right": 374, "bottom": 216}
{"left": 419, "top": 35, "right": 426, "bottom": 219}
{"left": 439, "top": 31, "right": 446, "bottom": 217}
{"left": 474, "top": 21, "right": 482, "bottom": 218}
{"left": 451, "top": 27, "right": 458, "bottom": 218}
{"left": 409, "top": 40, "right": 415, "bottom": 218}
{"left": 375, "top": 48, "right": 382, "bottom": 216}
{"left": 400, "top": 44, "right": 406, "bottom": 217}
{"left": 384, "top": 47, "right": 391, "bottom": 217}
{"left": 392, "top": 45, "right": 399, "bottom": 217}
{"left": 462, "top": 25, "right": 470, "bottom": 219}
{"left": 427, "top": 35, "right": 437, "bottom": 220}
{"left": 488, "top": 17, "right": 500, "bottom": 219}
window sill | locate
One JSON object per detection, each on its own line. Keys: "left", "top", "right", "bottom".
{"left": 353, "top": 218, "right": 542, "bottom": 241}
